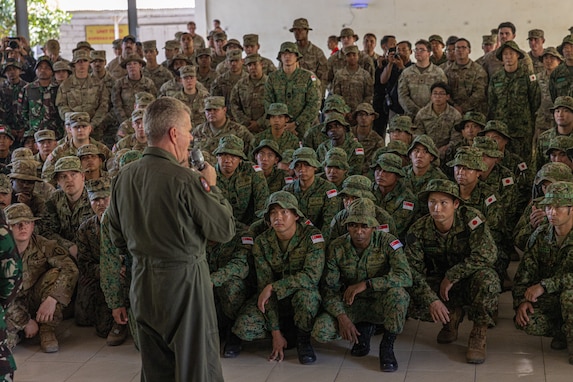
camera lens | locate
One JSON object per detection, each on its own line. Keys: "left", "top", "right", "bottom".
{"left": 8, "top": 41, "right": 19, "bottom": 50}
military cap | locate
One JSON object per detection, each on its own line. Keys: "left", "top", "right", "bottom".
{"left": 71, "top": 50, "right": 91, "bottom": 64}
{"left": 482, "top": 35, "right": 496, "bottom": 45}
{"left": 35, "top": 129, "right": 56, "bottom": 142}
{"left": 479, "top": 120, "right": 511, "bottom": 140}
{"left": 112, "top": 39, "right": 122, "bottom": 49}
{"left": 22, "top": 130, "right": 35, "bottom": 139}
{"left": 496, "top": 40, "right": 524, "bottom": 60}
{"left": 8, "top": 160, "right": 42, "bottom": 181}
{"left": 120, "top": 54, "right": 146, "bottom": 68}
{"left": 281, "top": 149, "right": 295, "bottom": 164}
{"left": 473, "top": 136, "right": 504, "bottom": 158}
{"left": 195, "top": 48, "right": 212, "bottom": 58}
{"left": 135, "top": 92, "right": 155, "bottom": 107}
{"left": 90, "top": 50, "right": 106, "bottom": 61}
{"left": 169, "top": 54, "right": 193, "bottom": 70}
{"left": 44, "top": 39, "right": 60, "bottom": 53}
{"left": 0, "top": 174, "right": 11, "bottom": 194}
{"left": 289, "top": 18, "right": 313, "bottom": 32}
{"left": 119, "top": 150, "right": 143, "bottom": 168}
{"left": 382, "top": 140, "right": 409, "bottom": 157}
{"left": 322, "top": 147, "right": 350, "bottom": 170}
{"left": 204, "top": 96, "right": 225, "bottom": 109}
{"left": 534, "top": 162, "right": 573, "bottom": 185}
{"left": 321, "top": 112, "right": 350, "bottom": 133}
{"left": 213, "top": 31, "right": 228, "bottom": 41}
{"left": 338, "top": 28, "right": 359, "bottom": 42}
{"left": 179, "top": 65, "right": 196, "bottom": 78}
{"left": 174, "top": 31, "right": 184, "bottom": 41}
{"left": 244, "top": 53, "right": 261, "bottom": 65}
{"left": 131, "top": 108, "right": 145, "bottom": 122}
{"left": 73, "top": 41, "right": 93, "bottom": 53}
{"left": 212, "top": 134, "right": 247, "bottom": 160}
{"left": 387, "top": 115, "right": 413, "bottom": 134}
{"left": 323, "top": 94, "right": 350, "bottom": 114}
{"left": 64, "top": 112, "right": 74, "bottom": 125}
{"left": 290, "top": 147, "right": 321, "bottom": 169}
{"left": 343, "top": 45, "right": 359, "bottom": 55}
{"left": 85, "top": 178, "right": 111, "bottom": 201}
{"left": 69, "top": 112, "right": 91, "bottom": 127}
{"left": 550, "top": 96, "right": 573, "bottom": 112}
{"left": 418, "top": 179, "right": 461, "bottom": 204}
{"left": 408, "top": 134, "right": 439, "bottom": 160}
{"left": 243, "top": 34, "right": 259, "bottom": 46}
{"left": 122, "top": 34, "right": 136, "bottom": 43}
{"left": 226, "top": 50, "right": 243, "bottom": 61}
{"left": 77, "top": 144, "right": 106, "bottom": 162}
{"left": 0, "top": 125, "right": 15, "bottom": 141}
{"left": 370, "top": 153, "right": 406, "bottom": 177}
{"left": 339, "top": 175, "right": 375, "bottom": 200}
{"left": 266, "top": 103, "right": 291, "bottom": 119}
{"left": 343, "top": 198, "right": 379, "bottom": 228}
{"left": 53, "top": 156, "right": 83, "bottom": 179}
{"left": 527, "top": 29, "right": 544, "bottom": 40}
{"left": 4, "top": 203, "right": 41, "bottom": 225}
{"left": 34, "top": 56, "right": 53, "bottom": 72}
{"left": 163, "top": 40, "right": 180, "bottom": 50}
{"left": 223, "top": 39, "right": 243, "bottom": 52}
{"left": 445, "top": 36, "right": 459, "bottom": 46}
{"left": 207, "top": 30, "right": 215, "bottom": 40}
{"left": 260, "top": 190, "right": 305, "bottom": 220}
{"left": 545, "top": 135, "right": 573, "bottom": 156}
{"left": 277, "top": 42, "right": 302, "bottom": 60}
{"left": 352, "top": 103, "right": 379, "bottom": 119}
{"left": 540, "top": 47, "right": 563, "bottom": 62}
{"left": 446, "top": 146, "right": 488, "bottom": 171}
{"left": 142, "top": 40, "right": 157, "bottom": 51}
{"left": 538, "top": 181, "right": 573, "bottom": 207}
{"left": 10, "top": 148, "right": 35, "bottom": 162}
{"left": 252, "top": 139, "right": 282, "bottom": 161}
{"left": 428, "top": 34, "right": 444, "bottom": 45}
{"left": 1, "top": 58, "right": 22, "bottom": 76}
{"left": 455, "top": 111, "right": 487, "bottom": 132}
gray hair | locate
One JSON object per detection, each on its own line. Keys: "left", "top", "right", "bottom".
{"left": 144, "top": 97, "right": 191, "bottom": 145}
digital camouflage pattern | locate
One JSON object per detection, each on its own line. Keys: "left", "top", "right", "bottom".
{"left": 192, "top": 118, "right": 255, "bottom": 158}
{"left": 413, "top": 102, "right": 462, "bottom": 149}
{"left": 331, "top": 66, "right": 373, "bottom": 112}
{"left": 316, "top": 134, "right": 364, "bottom": 176}
{"left": 172, "top": 86, "right": 209, "bottom": 128}
{"left": 442, "top": 59, "right": 488, "bottom": 115}
{"left": 398, "top": 63, "right": 447, "bottom": 119}
{"left": 142, "top": 64, "right": 174, "bottom": 91}
{"left": 111, "top": 76, "right": 157, "bottom": 122}
{"left": 230, "top": 74, "right": 268, "bottom": 131}
{"left": 18, "top": 80, "right": 63, "bottom": 138}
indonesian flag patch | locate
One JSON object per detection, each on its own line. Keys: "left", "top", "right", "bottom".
{"left": 485, "top": 194, "right": 497, "bottom": 206}
{"left": 326, "top": 189, "right": 338, "bottom": 198}
{"left": 355, "top": 148, "right": 364, "bottom": 155}
{"left": 304, "top": 219, "right": 313, "bottom": 226}
{"left": 310, "top": 74, "right": 317, "bottom": 82}
{"left": 517, "top": 162, "right": 528, "bottom": 171}
{"left": 390, "top": 239, "right": 403, "bottom": 250}
{"left": 502, "top": 177, "right": 514, "bottom": 186}
{"left": 252, "top": 165, "right": 263, "bottom": 172}
{"left": 284, "top": 176, "right": 294, "bottom": 184}
{"left": 377, "top": 224, "right": 390, "bottom": 232}
{"left": 311, "top": 234, "right": 324, "bottom": 244}
{"left": 468, "top": 216, "right": 484, "bottom": 230}
{"left": 403, "top": 201, "right": 414, "bottom": 210}
{"left": 241, "top": 236, "right": 254, "bottom": 245}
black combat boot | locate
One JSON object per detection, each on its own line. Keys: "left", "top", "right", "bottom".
{"left": 223, "top": 331, "right": 242, "bottom": 358}
{"left": 379, "top": 331, "right": 398, "bottom": 372}
{"left": 351, "top": 322, "right": 375, "bottom": 357}
{"left": 296, "top": 328, "right": 316, "bottom": 365}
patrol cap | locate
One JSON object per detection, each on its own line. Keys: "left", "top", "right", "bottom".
{"left": 558, "top": 35, "right": 573, "bottom": 55}
{"left": 243, "top": 34, "right": 259, "bottom": 46}
{"left": 339, "top": 175, "right": 375, "bottom": 200}
{"left": 244, "top": 53, "right": 261, "bottom": 65}
{"left": 455, "top": 111, "right": 487, "bottom": 132}
{"left": 8, "top": 160, "right": 42, "bottom": 182}
{"left": 174, "top": 31, "right": 184, "bottom": 41}
{"left": 407, "top": 134, "right": 439, "bottom": 160}
{"left": 538, "top": 181, "right": 573, "bottom": 207}
{"left": 266, "top": 103, "right": 291, "bottom": 119}
{"left": 550, "top": 96, "right": 573, "bottom": 112}
{"left": 112, "top": 39, "right": 122, "bottom": 49}
{"left": 253, "top": 139, "right": 282, "bottom": 161}
{"left": 338, "top": 27, "right": 359, "bottom": 41}
{"left": 163, "top": 40, "right": 180, "bottom": 50}
{"left": 34, "top": 129, "right": 56, "bottom": 142}
{"left": 527, "top": 29, "right": 544, "bottom": 40}
{"left": 71, "top": 50, "right": 91, "bottom": 64}
{"left": 213, "top": 31, "right": 228, "bottom": 41}
{"left": 34, "top": 56, "right": 53, "bottom": 72}
{"left": 195, "top": 47, "right": 212, "bottom": 58}
{"left": 90, "top": 50, "right": 106, "bottom": 61}
{"left": 387, "top": 115, "right": 413, "bottom": 134}
{"left": 290, "top": 147, "right": 321, "bottom": 169}
{"left": 0, "top": 174, "right": 11, "bottom": 194}
{"left": 223, "top": 39, "right": 243, "bottom": 52}
{"left": 64, "top": 112, "right": 74, "bottom": 125}
{"left": 545, "top": 135, "right": 573, "bottom": 156}
{"left": 343, "top": 45, "right": 359, "bottom": 55}
{"left": 142, "top": 40, "right": 157, "bottom": 51}
{"left": 204, "top": 96, "right": 226, "bottom": 109}
{"left": 68, "top": 112, "right": 91, "bottom": 128}
{"left": 131, "top": 109, "right": 145, "bottom": 122}
{"left": 2, "top": 58, "right": 22, "bottom": 76}
{"left": 73, "top": 41, "right": 93, "bottom": 52}
{"left": 370, "top": 153, "right": 406, "bottom": 177}
{"left": 120, "top": 54, "right": 146, "bottom": 68}
{"left": 260, "top": 190, "right": 305, "bottom": 220}
{"left": 226, "top": 50, "right": 243, "bottom": 61}
{"left": 44, "top": 39, "right": 60, "bottom": 53}
{"left": 352, "top": 103, "right": 379, "bottom": 120}
{"left": 418, "top": 179, "right": 461, "bottom": 204}
{"left": 540, "top": 47, "right": 563, "bottom": 62}
{"left": 322, "top": 147, "right": 350, "bottom": 170}
{"left": 496, "top": 40, "right": 524, "bottom": 60}
{"left": 22, "top": 130, "right": 35, "bottom": 139}
{"left": 135, "top": 92, "right": 156, "bottom": 107}
{"left": 119, "top": 150, "right": 143, "bottom": 168}
{"left": 445, "top": 36, "right": 459, "bottom": 46}
{"left": 381, "top": 140, "right": 409, "bottom": 157}
{"left": 323, "top": 94, "right": 350, "bottom": 114}
{"left": 289, "top": 18, "right": 313, "bottom": 32}
{"left": 482, "top": 35, "right": 496, "bottom": 45}
{"left": 212, "top": 134, "right": 247, "bottom": 160}
{"left": 534, "top": 162, "right": 573, "bottom": 185}
{"left": 277, "top": 42, "right": 302, "bottom": 60}
{"left": 85, "top": 178, "right": 111, "bottom": 201}
{"left": 4, "top": 203, "right": 41, "bottom": 225}
{"left": 343, "top": 198, "right": 379, "bottom": 228}
{"left": 428, "top": 34, "right": 444, "bottom": 45}
{"left": 53, "top": 61, "right": 72, "bottom": 74}
{"left": 0, "top": 125, "right": 15, "bottom": 141}
{"left": 446, "top": 146, "right": 488, "bottom": 171}
{"left": 10, "top": 148, "right": 35, "bottom": 162}
{"left": 122, "top": 34, "right": 137, "bottom": 43}
{"left": 479, "top": 120, "right": 511, "bottom": 140}
{"left": 77, "top": 144, "right": 106, "bottom": 162}
{"left": 321, "top": 112, "right": 350, "bottom": 133}
{"left": 53, "top": 156, "right": 84, "bottom": 179}
{"left": 473, "top": 136, "right": 504, "bottom": 158}
{"left": 179, "top": 65, "right": 196, "bottom": 78}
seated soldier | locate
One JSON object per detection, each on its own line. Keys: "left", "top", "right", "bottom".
{"left": 8, "top": 160, "right": 47, "bottom": 218}
{"left": 33, "top": 129, "right": 58, "bottom": 171}
{"left": 443, "top": 111, "right": 486, "bottom": 178}
{"left": 21, "top": 130, "right": 39, "bottom": 155}
{"left": 116, "top": 92, "right": 155, "bottom": 140}
{"left": 0, "top": 174, "right": 12, "bottom": 209}
{"left": 172, "top": 65, "right": 209, "bottom": 127}
{"left": 112, "top": 109, "right": 147, "bottom": 154}
{"left": 77, "top": 144, "right": 108, "bottom": 181}
{"left": 545, "top": 136, "right": 573, "bottom": 171}
{"left": 386, "top": 115, "right": 414, "bottom": 147}
{"left": 252, "top": 139, "right": 288, "bottom": 194}
{"left": 405, "top": 179, "right": 500, "bottom": 364}
{"left": 303, "top": 94, "right": 350, "bottom": 150}
{"left": 513, "top": 181, "right": 573, "bottom": 365}
{"left": 5, "top": 203, "right": 79, "bottom": 353}
{"left": 321, "top": 147, "right": 349, "bottom": 190}
{"left": 372, "top": 140, "right": 410, "bottom": 168}
{"left": 233, "top": 191, "right": 325, "bottom": 365}
{"left": 313, "top": 198, "right": 411, "bottom": 372}
{"left": 254, "top": 103, "right": 299, "bottom": 154}
{"left": 350, "top": 103, "right": 385, "bottom": 175}
{"left": 403, "top": 134, "right": 447, "bottom": 196}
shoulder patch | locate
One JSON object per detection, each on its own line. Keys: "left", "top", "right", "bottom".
{"left": 468, "top": 216, "right": 484, "bottom": 230}
{"left": 402, "top": 201, "right": 414, "bottom": 210}
{"left": 529, "top": 74, "right": 537, "bottom": 82}
{"left": 326, "top": 189, "right": 338, "bottom": 198}
{"left": 311, "top": 233, "right": 324, "bottom": 244}
{"left": 390, "top": 239, "right": 403, "bottom": 250}
{"left": 517, "top": 162, "right": 528, "bottom": 171}
{"left": 355, "top": 147, "right": 364, "bottom": 155}
{"left": 485, "top": 194, "right": 497, "bottom": 206}
{"left": 241, "top": 236, "right": 254, "bottom": 245}
{"left": 502, "top": 177, "right": 514, "bottom": 186}
{"left": 284, "top": 176, "right": 294, "bottom": 184}
{"left": 200, "top": 177, "right": 211, "bottom": 192}
{"left": 377, "top": 224, "right": 390, "bottom": 232}
{"left": 310, "top": 74, "right": 317, "bottom": 82}
{"left": 252, "top": 165, "right": 263, "bottom": 172}
{"left": 304, "top": 219, "right": 314, "bottom": 226}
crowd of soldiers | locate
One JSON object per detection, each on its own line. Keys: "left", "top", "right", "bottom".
{"left": 0, "top": 16, "right": 573, "bottom": 378}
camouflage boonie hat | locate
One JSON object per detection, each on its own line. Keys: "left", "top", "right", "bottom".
{"left": 343, "top": 46, "right": 359, "bottom": 55}
{"left": 339, "top": 175, "right": 375, "bottom": 200}
{"left": 538, "top": 181, "right": 573, "bottom": 207}
{"left": 381, "top": 140, "right": 409, "bottom": 157}
{"left": 473, "top": 136, "right": 504, "bottom": 158}
{"left": 545, "top": 135, "right": 573, "bottom": 156}
{"left": 482, "top": 35, "right": 496, "bottom": 45}
{"left": 558, "top": 35, "right": 573, "bottom": 55}
{"left": 213, "top": 31, "right": 228, "bottom": 41}
{"left": 213, "top": 135, "right": 247, "bottom": 160}
{"left": 289, "top": 18, "right": 313, "bottom": 32}
{"left": 260, "top": 190, "right": 305, "bottom": 220}
{"left": 455, "top": 111, "right": 486, "bottom": 132}
{"left": 534, "top": 162, "right": 573, "bottom": 185}
{"left": 323, "top": 94, "right": 351, "bottom": 114}
{"left": 428, "top": 34, "right": 444, "bottom": 45}
{"left": 550, "top": 96, "right": 573, "bottom": 112}
{"left": 244, "top": 53, "right": 261, "bottom": 65}
{"left": 418, "top": 179, "right": 461, "bottom": 204}
{"left": 321, "top": 112, "right": 350, "bottom": 133}
{"left": 179, "top": 65, "right": 196, "bottom": 78}
{"left": 112, "top": 39, "right": 122, "bottom": 49}
{"left": 71, "top": 50, "right": 91, "bottom": 64}
{"left": 479, "top": 120, "right": 511, "bottom": 140}
{"left": 9, "top": 160, "right": 42, "bottom": 181}
{"left": 371, "top": 153, "right": 406, "bottom": 177}
{"left": 195, "top": 48, "right": 212, "bottom": 58}
{"left": 540, "top": 47, "right": 563, "bottom": 62}
{"left": 527, "top": 29, "right": 544, "bottom": 40}
{"left": 73, "top": 41, "right": 93, "bottom": 52}
{"left": 85, "top": 178, "right": 111, "bottom": 201}
{"left": 120, "top": 54, "right": 146, "bottom": 68}
{"left": 131, "top": 108, "right": 145, "bottom": 122}
{"left": 322, "top": 147, "right": 350, "bottom": 170}
{"left": 352, "top": 103, "right": 379, "bottom": 119}
{"left": 142, "top": 40, "right": 157, "bottom": 51}
{"left": 290, "top": 147, "right": 321, "bottom": 169}
{"left": 408, "top": 134, "right": 439, "bottom": 160}
{"left": 34, "top": 56, "right": 53, "bottom": 72}
{"left": 266, "top": 103, "right": 291, "bottom": 119}
{"left": 10, "top": 148, "right": 35, "bottom": 162}
{"left": 338, "top": 28, "right": 359, "bottom": 41}
{"left": 277, "top": 42, "right": 302, "bottom": 60}
{"left": 343, "top": 198, "right": 379, "bottom": 228}
{"left": 223, "top": 39, "right": 243, "bottom": 52}
{"left": 119, "top": 150, "right": 143, "bottom": 168}
{"left": 69, "top": 112, "right": 90, "bottom": 128}
{"left": 226, "top": 50, "right": 243, "bottom": 61}
{"left": 253, "top": 139, "right": 282, "bottom": 161}
{"left": 90, "top": 50, "right": 106, "bottom": 61}
{"left": 387, "top": 115, "right": 413, "bottom": 134}
{"left": 4, "top": 203, "right": 41, "bottom": 225}
{"left": 53, "top": 156, "right": 84, "bottom": 180}
{"left": 53, "top": 61, "right": 72, "bottom": 73}
{"left": 204, "top": 96, "right": 225, "bottom": 109}
{"left": 135, "top": 92, "right": 156, "bottom": 107}
{"left": 243, "top": 34, "right": 259, "bottom": 46}
{"left": 496, "top": 40, "right": 524, "bottom": 60}
{"left": 164, "top": 40, "right": 180, "bottom": 50}
{"left": 0, "top": 174, "right": 10, "bottom": 193}
{"left": 281, "top": 149, "right": 295, "bottom": 164}
{"left": 1, "top": 58, "right": 22, "bottom": 76}
{"left": 77, "top": 144, "right": 106, "bottom": 161}
{"left": 0, "top": 125, "right": 15, "bottom": 141}
{"left": 446, "top": 146, "right": 488, "bottom": 171}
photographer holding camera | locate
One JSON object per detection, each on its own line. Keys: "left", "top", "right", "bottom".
{"left": 379, "top": 41, "right": 413, "bottom": 120}
{"left": 2, "top": 36, "right": 36, "bottom": 83}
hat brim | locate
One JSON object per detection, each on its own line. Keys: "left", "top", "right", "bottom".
{"left": 289, "top": 27, "right": 313, "bottom": 32}
{"left": 120, "top": 58, "right": 146, "bottom": 68}
{"left": 342, "top": 214, "right": 379, "bottom": 228}
{"left": 289, "top": 157, "right": 321, "bottom": 170}
{"left": 253, "top": 145, "right": 282, "bottom": 162}
{"left": 8, "top": 173, "right": 42, "bottom": 182}
{"left": 88, "top": 191, "right": 110, "bottom": 201}
{"left": 352, "top": 110, "right": 380, "bottom": 120}
{"left": 6, "top": 216, "right": 41, "bottom": 225}
{"left": 339, "top": 189, "right": 375, "bottom": 201}
{"left": 370, "top": 163, "right": 406, "bottom": 177}
{"left": 418, "top": 189, "right": 462, "bottom": 204}
{"left": 446, "top": 158, "right": 488, "bottom": 171}
{"left": 495, "top": 45, "right": 525, "bottom": 60}
{"left": 260, "top": 201, "right": 306, "bottom": 221}
{"left": 213, "top": 148, "right": 247, "bottom": 160}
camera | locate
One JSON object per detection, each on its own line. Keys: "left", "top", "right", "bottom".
{"left": 8, "top": 38, "right": 19, "bottom": 50}
{"left": 388, "top": 47, "right": 396, "bottom": 54}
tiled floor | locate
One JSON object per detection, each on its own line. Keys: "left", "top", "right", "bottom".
{"left": 13, "top": 264, "right": 573, "bottom": 381}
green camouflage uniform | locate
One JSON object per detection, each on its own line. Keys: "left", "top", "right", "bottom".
{"left": 172, "top": 87, "right": 209, "bottom": 128}
{"left": 413, "top": 103, "right": 463, "bottom": 149}
{"left": 211, "top": 71, "right": 249, "bottom": 110}
{"left": 403, "top": 164, "right": 447, "bottom": 195}
{"left": 230, "top": 74, "right": 268, "bottom": 129}
{"left": 296, "top": 41, "right": 329, "bottom": 94}
{"left": 480, "top": 48, "right": 534, "bottom": 79}
{"left": 192, "top": 119, "right": 255, "bottom": 158}
{"left": 397, "top": 64, "right": 447, "bottom": 119}
{"left": 372, "top": 179, "right": 418, "bottom": 240}
{"left": 254, "top": 128, "right": 300, "bottom": 155}
{"left": 327, "top": 207, "right": 396, "bottom": 244}
{"left": 535, "top": 128, "right": 573, "bottom": 172}
{"left": 0, "top": 78, "right": 27, "bottom": 135}
{"left": 142, "top": 64, "right": 174, "bottom": 91}
{"left": 111, "top": 76, "right": 157, "bottom": 122}
{"left": 327, "top": 50, "right": 375, "bottom": 88}
{"left": 350, "top": 126, "right": 385, "bottom": 176}
{"left": 442, "top": 59, "right": 488, "bottom": 115}
{"left": 549, "top": 63, "right": 573, "bottom": 102}
{"left": 316, "top": 135, "right": 365, "bottom": 177}
{"left": 112, "top": 134, "right": 147, "bottom": 153}
{"left": 264, "top": 167, "right": 290, "bottom": 194}
{"left": 197, "top": 68, "right": 218, "bottom": 90}
{"left": 536, "top": 69, "right": 556, "bottom": 139}
{"left": 18, "top": 80, "right": 63, "bottom": 138}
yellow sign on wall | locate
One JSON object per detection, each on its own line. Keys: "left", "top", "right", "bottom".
{"left": 85, "top": 25, "right": 130, "bottom": 45}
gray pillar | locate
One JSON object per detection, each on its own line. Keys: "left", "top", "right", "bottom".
{"left": 127, "top": 0, "right": 138, "bottom": 38}
{"left": 14, "top": 0, "right": 30, "bottom": 41}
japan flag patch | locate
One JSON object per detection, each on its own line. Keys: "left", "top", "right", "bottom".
{"left": 252, "top": 165, "right": 263, "bottom": 172}
{"left": 485, "top": 194, "right": 497, "bottom": 206}
{"left": 517, "top": 162, "right": 528, "bottom": 171}
{"left": 502, "top": 177, "right": 514, "bottom": 186}
{"left": 468, "top": 216, "right": 484, "bottom": 230}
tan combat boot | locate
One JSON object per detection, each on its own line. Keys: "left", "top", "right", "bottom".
{"left": 437, "top": 307, "right": 463, "bottom": 344}
{"left": 40, "top": 325, "right": 59, "bottom": 353}
{"left": 466, "top": 324, "right": 487, "bottom": 364}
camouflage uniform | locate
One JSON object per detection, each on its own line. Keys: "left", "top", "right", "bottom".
{"left": 317, "top": 113, "right": 364, "bottom": 176}
{"left": 548, "top": 36, "right": 573, "bottom": 102}
{"left": 443, "top": 59, "right": 488, "bottom": 114}
{"left": 302, "top": 94, "right": 351, "bottom": 150}
{"left": 172, "top": 87, "right": 209, "bottom": 128}
{"left": 403, "top": 164, "right": 447, "bottom": 196}
{"left": 331, "top": 64, "right": 374, "bottom": 111}
{"left": 480, "top": 46, "right": 534, "bottom": 79}
{"left": 397, "top": 63, "right": 447, "bottom": 119}
{"left": 327, "top": 48, "right": 375, "bottom": 87}
{"left": 230, "top": 73, "right": 268, "bottom": 130}
{"left": 535, "top": 96, "right": 573, "bottom": 171}
{"left": 211, "top": 70, "right": 248, "bottom": 110}
{"left": 413, "top": 103, "right": 462, "bottom": 149}
{"left": 112, "top": 134, "right": 147, "bottom": 153}
{"left": 158, "top": 78, "right": 182, "bottom": 98}
{"left": 142, "top": 64, "right": 174, "bottom": 91}
{"left": 111, "top": 76, "right": 157, "bottom": 122}
{"left": 105, "top": 56, "right": 126, "bottom": 81}
{"left": 18, "top": 79, "right": 63, "bottom": 138}
{"left": 192, "top": 117, "right": 255, "bottom": 158}
{"left": 0, "top": 74, "right": 27, "bottom": 136}
{"left": 296, "top": 41, "right": 329, "bottom": 92}
{"left": 536, "top": 68, "right": 557, "bottom": 141}
{"left": 254, "top": 128, "right": 300, "bottom": 155}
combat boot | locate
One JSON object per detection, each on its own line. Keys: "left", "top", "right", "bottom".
{"left": 106, "top": 323, "right": 128, "bottom": 346}
{"left": 296, "top": 328, "right": 316, "bottom": 365}
{"left": 466, "top": 324, "right": 487, "bottom": 364}
{"left": 551, "top": 331, "right": 567, "bottom": 350}
{"left": 351, "top": 322, "right": 375, "bottom": 357}
{"left": 40, "top": 325, "right": 59, "bottom": 353}
{"left": 379, "top": 331, "right": 398, "bottom": 372}
{"left": 437, "top": 307, "right": 463, "bottom": 344}
{"left": 223, "top": 332, "right": 242, "bottom": 358}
